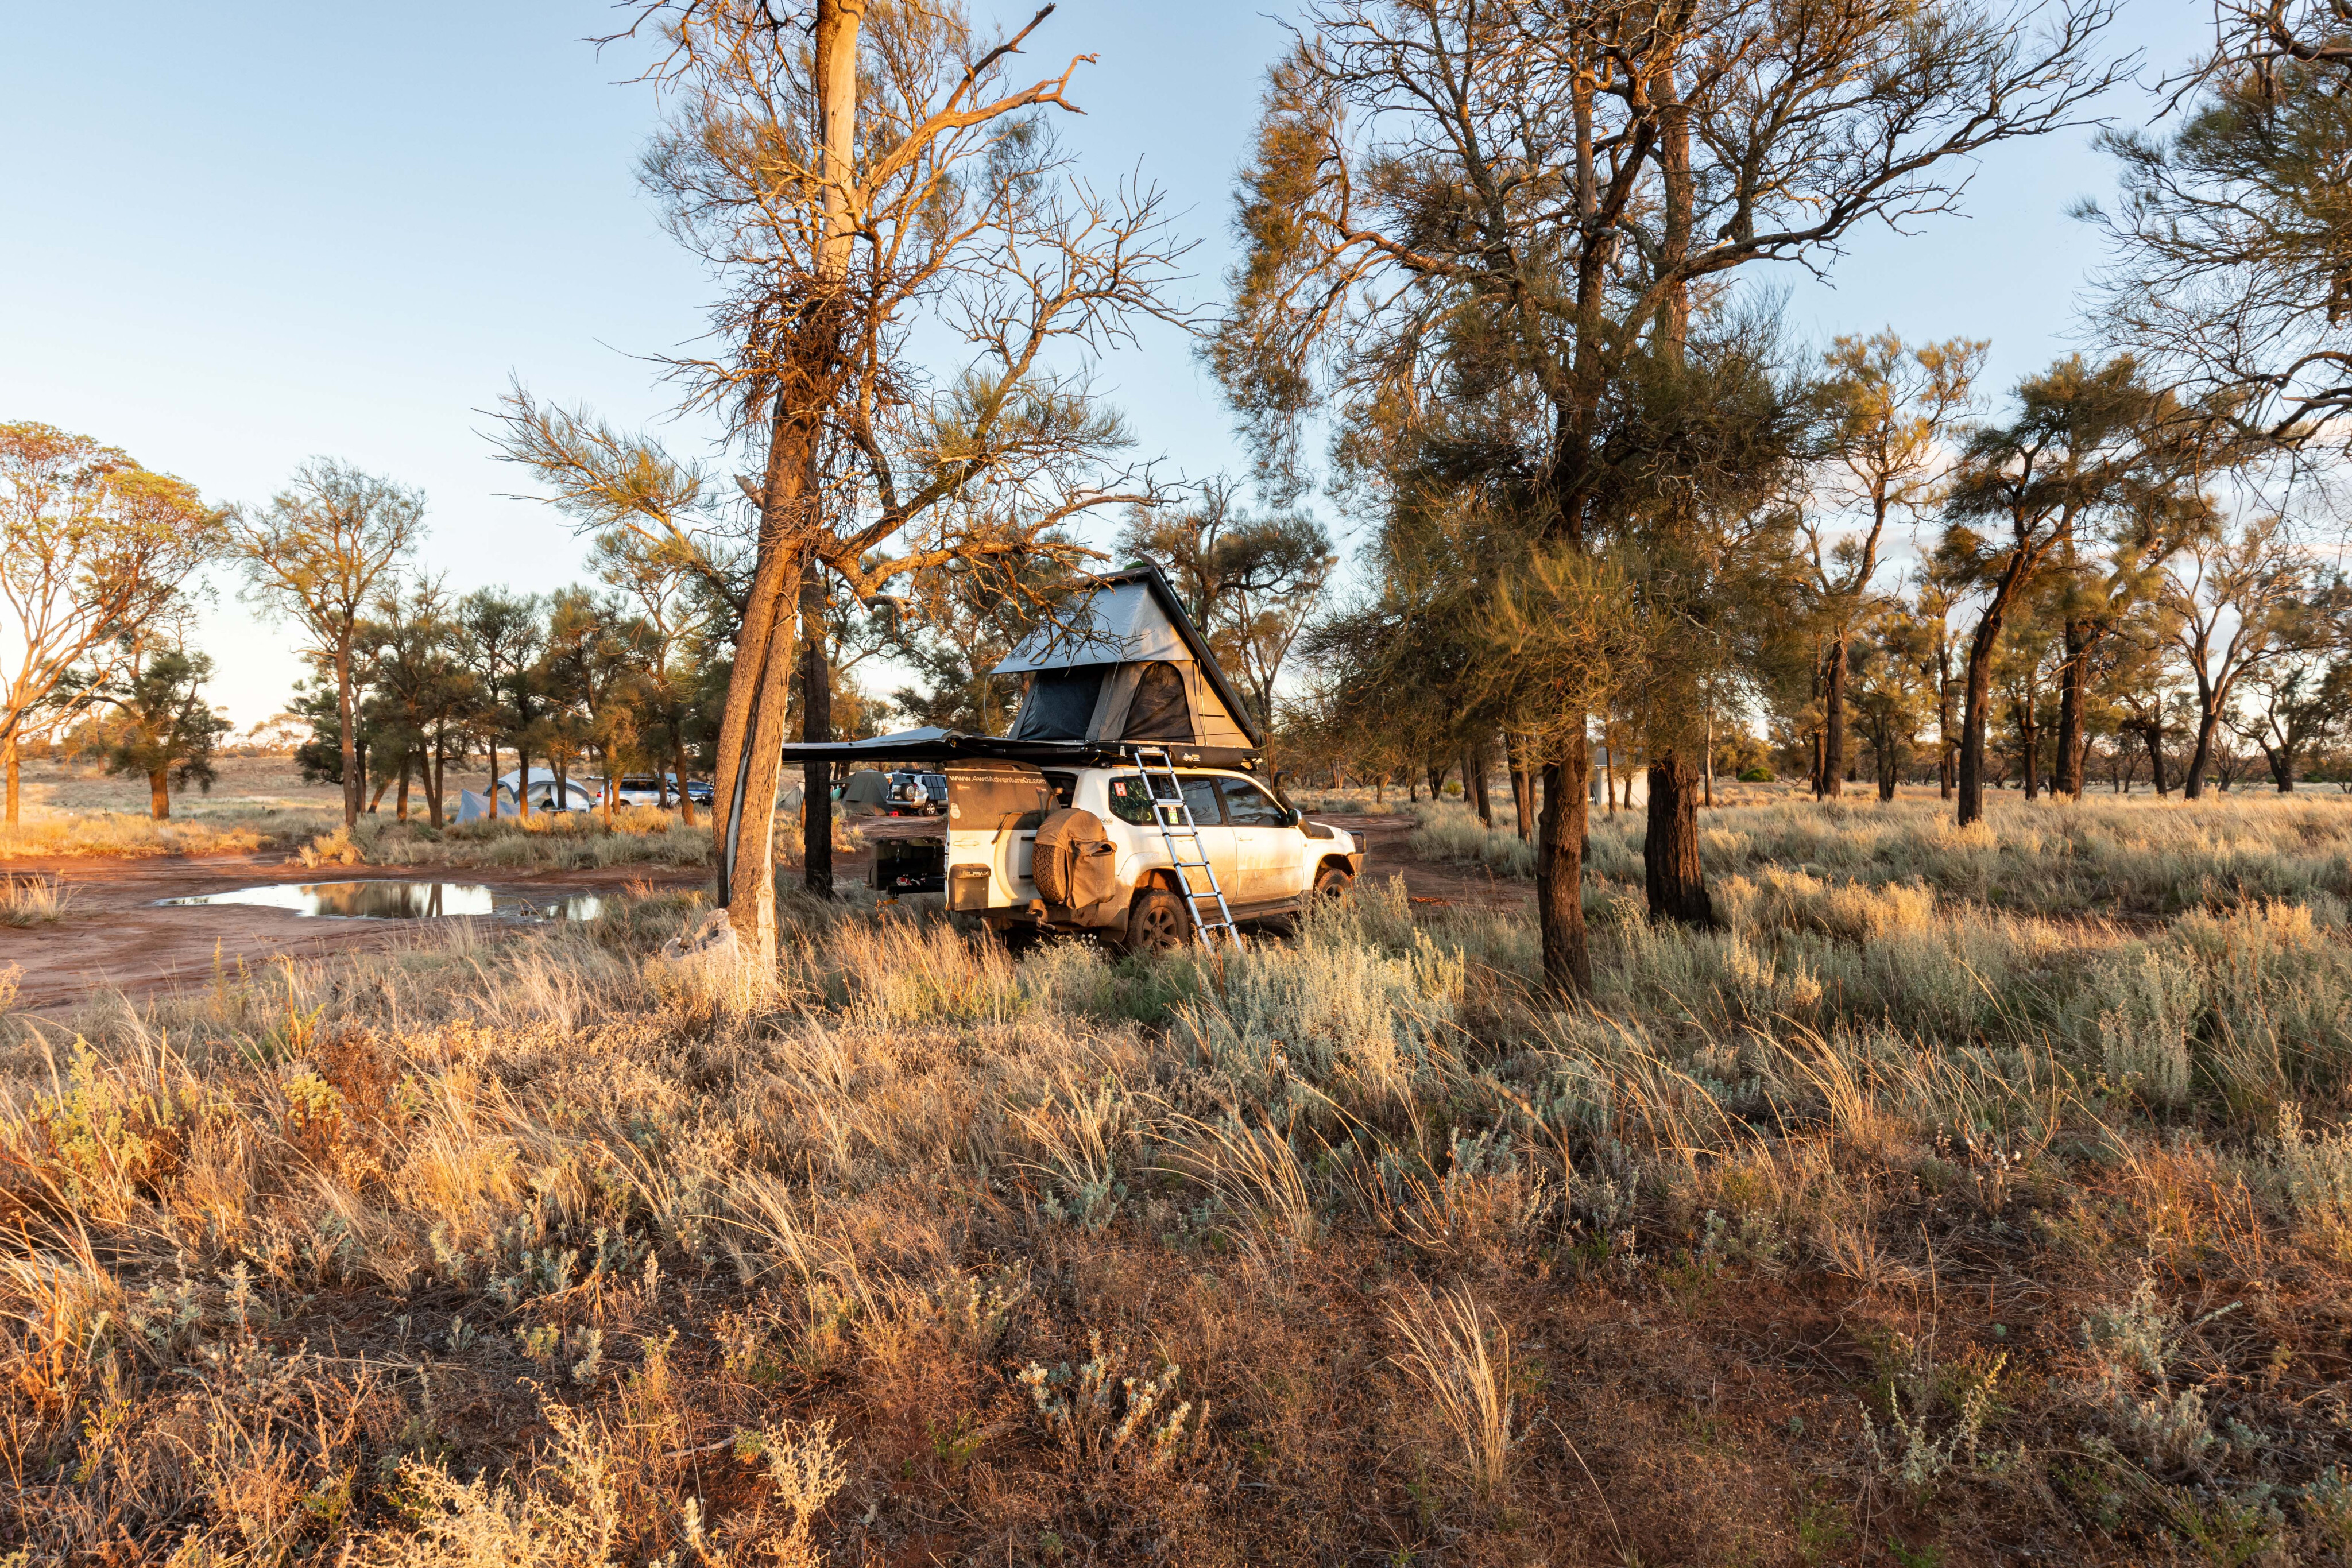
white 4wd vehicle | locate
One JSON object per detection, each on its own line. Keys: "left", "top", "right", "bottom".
{"left": 872, "top": 759, "right": 1362, "bottom": 950}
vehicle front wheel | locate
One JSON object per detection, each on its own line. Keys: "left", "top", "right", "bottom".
{"left": 1124, "top": 887, "right": 1191, "bottom": 953}
{"left": 1312, "top": 865, "right": 1354, "bottom": 901}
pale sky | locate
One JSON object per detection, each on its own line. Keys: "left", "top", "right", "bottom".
{"left": 2, "top": 1, "right": 2209, "bottom": 727}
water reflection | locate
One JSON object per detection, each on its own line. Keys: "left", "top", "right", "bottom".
{"left": 158, "top": 881, "right": 606, "bottom": 922}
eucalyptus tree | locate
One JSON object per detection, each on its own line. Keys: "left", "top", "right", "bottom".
{"left": 1216, "top": 0, "right": 2122, "bottom": 992}
{"left": 1936, "top": 357, "right": 2194, "bottom": 826}
{"left": 362, "top": 579, "right": 471, "bottom": 827}
{"left": 454, "top": 589, "right": 543, "bottom": 818}
{"left": 2161, "top": 509, "right": 2335, "bottom": 796}
{"left": 78, "top": 617, "right": 231, "bottom": 820}
{"left": 1802, "top": 333, "right": 1983, "bottom": 798}
{"left": 230, "top": 461, "right": 426, "bottom": 827}
{"left": 0, "top": 423, "right": 221, "bottom": 825}
{"left": 2084, "top": 0, "right": 2352, "bottom": 454}
{"left": 593, "top": 529, "right": 717, "bottom": 823}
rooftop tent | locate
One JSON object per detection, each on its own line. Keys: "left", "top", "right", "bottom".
{"left": 993, "top": 565, "right": 1264, "bottom": 753}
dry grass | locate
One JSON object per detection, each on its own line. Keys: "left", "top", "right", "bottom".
{"left": 6, "top": 793, "right": 2352, "bottom": 1562}
{"left": 0, "top": 872, "right": 71, "bottom": 925}
{"left": 0, "top": 811, "right": 297, "bottom": 860}
{"left": 298, "top": 805, "right": 719, "bottom": 872}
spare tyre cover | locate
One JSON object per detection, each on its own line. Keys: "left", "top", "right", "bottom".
{"left": 1032, "top": 807, "right": 1117, "bottom": 909}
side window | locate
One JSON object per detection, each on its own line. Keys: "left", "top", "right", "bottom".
{"left": 1218, "top": 777, "right": 1289, "bottom": 827}
{"left": 1179, "top": 775, "right": 1225, "bottom": 826}
{"left": 1105, "top": 773, "right": 1155, "bottom": 825}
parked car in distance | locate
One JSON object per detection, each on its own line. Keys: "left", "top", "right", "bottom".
{"left": 613, "top": 773, "right": 688, "bottom": 807}
{"left": 492, "top": 768, "right": 601, "bottom": 812}
{"left": 883, "top": 771, "right": 947, "bottom": 816}
{"left": 684, "top": 779, "right": 714, "bottom": 806}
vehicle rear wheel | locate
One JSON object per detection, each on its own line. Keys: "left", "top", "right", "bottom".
{"left": 1313, "top": 865, "right": 1353, "bottom": 900}
{"left": 1124, "top": 887, "right": 1191, "bottom": 953}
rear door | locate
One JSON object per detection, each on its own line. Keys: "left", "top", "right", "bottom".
{"left": 1217, "top": 775, "right": 1299, "bottom": 904}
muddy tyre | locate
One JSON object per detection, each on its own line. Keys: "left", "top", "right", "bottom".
{"left": 1312, "top": 865, "right": 1353, "bottom": 901}
{"left": 1124, "top": 887, "right": 1191, "bottom": 953}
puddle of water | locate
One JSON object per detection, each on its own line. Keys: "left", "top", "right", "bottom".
{"left": 157, "top": 881, "right": 606, "bottom": 922}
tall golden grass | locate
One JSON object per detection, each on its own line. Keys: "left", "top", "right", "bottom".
{"left": 5, "top": 793, "right": 2352, "bottom": 1560}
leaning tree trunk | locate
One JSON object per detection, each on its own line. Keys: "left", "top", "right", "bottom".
{"left": 1537, "top": 733, "right": 1593, "bottom": 996}
{"left": 800, "top": 557, "right": 834, "bottom": 897}
{"left": 1957, "top": 620, "right": 2003, "bottom": 828}
{"left": 1644, "top": 754, "right": 1714, "bottom": 927}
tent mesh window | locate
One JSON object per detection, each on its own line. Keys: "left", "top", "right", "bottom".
{"left": 1122, "top": 661, "right": 1190, "bottom": 739}
{"left": 1018, "top": 667, "right": 1108, "bottom": 740}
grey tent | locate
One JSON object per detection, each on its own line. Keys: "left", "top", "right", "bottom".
{"left": 994, "top": 566, "right": 1263, "bottom": 753}
{"left": 773, "top": 565, "right": 1266, "bottom": 771}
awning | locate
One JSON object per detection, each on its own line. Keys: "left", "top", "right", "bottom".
{"left": 776, "top": 727, "right": 1260, "bottom": 770}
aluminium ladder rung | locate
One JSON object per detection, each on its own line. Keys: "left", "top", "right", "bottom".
{"left": 1128, "top": 744, "right": 1242, "bottom": 952}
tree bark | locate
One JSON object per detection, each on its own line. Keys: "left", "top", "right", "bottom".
{"left": 149, "top": 769, "right": 169, "bottom": 820}
{"left": 2183, "top": 708, "right": 2222, "bottom": 799}
{"left": 1875, "top": 725, "right": 1898, "bottom": 801}
{"left": 395, "top": 753, "right": 412, "bottom": 822}
{"left": 1643, "top": 755, "right": 1714, "bottom": 927}
{"left": 1511, "top": 753, "right": 1533, "bottom": 842}
{"left": 1537, "top": 733, "right": 1592, "bottom": 996}
{"left": 800, "top": 556, "right": 834, "bottom": 896}
{"left": 2018, "top": 696, "right": 2039, "bottom": 801}
{"left": 2144, "top": 722, "right": 2168, "bottom": 796}
{"left": 673, "top": 733, "right": 697, "bottom": 827}
{"left": 1820, "top": 636, "right": 1847, "bottom": 799}
{"left": 2055, "top": 619, "right": 2088, "bottom": 799}
{"left": 1958, "top": 616, "right": 2002, "bottom": 827}
{"left": 334, "top": 637, "right": 359, "bottom": 827}
{"left": 5, "top": 731, "right": 17, "bottom": 827}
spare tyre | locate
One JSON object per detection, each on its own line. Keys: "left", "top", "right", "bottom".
{"left": 1032, "top": 807, "right": 1118, "bottom": 909}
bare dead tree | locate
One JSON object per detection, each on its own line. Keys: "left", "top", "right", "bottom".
{"left": 513, "top": 1, "right": 1194, "bottom": 959}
